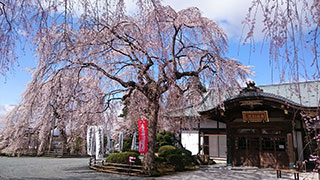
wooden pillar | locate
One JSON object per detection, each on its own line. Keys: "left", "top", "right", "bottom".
{"left": 198, "top": 119, "right": 201, "bottom": 155}
{"left": 287, "top": 133, "right": 295, "bottom": 169}
{"left": 316, "top": 130, "right": 320, "bottom": 180}
{"left": 226, "top": 121, "right": 232, "bottom": 165}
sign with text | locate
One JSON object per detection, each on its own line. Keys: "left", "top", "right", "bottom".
{"left": 242, "top": 111, "right": 269, "bottom": 123}
{"left": 86, "top": 125, "right": 104, "bottom": 159}
{"left": 128, "top": 156, "right": 136, "bottom": 163}
{"left": 138, "top": 119, "right": 148, "bottom": 154}
{"left": 95, "top": 126, "right": 104, "bottom": 160}
{"left": 86, "top": 126, "right": 95, "bottom": 156}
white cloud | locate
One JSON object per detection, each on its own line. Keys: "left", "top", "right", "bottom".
{"left": 162, "top": 0, "right": 264, "bottom": 40}
{"left": 0, "top": 104, "right": 15, "bottom": 118}
{"left": 51, "top": 0, "right": 264, "bottom": 41}
{"left": 0, "top": 105, "right": 15, "bottom": 130}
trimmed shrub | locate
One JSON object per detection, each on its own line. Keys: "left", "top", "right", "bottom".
{"left": 156, "top": 130, "right": 175, "bottom": 150}
{"left": 105, "top": 151, "right": 141, "bottom": 165}
{"left": 158, "top": 148, "right": 193, "bottom": 171}
{"left": 158, "top": 145, "right": 176, "bottom": 154}
{"left": 167, "top": 154, "right": 184, "bottom": 171}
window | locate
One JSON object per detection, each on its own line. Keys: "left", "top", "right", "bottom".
{"left": 248, "top": 137, "right": 259, "bottom": 150}
{"left": 237, "top": 129, "right": 257, "bottom": 134}
{"left": 262, "top": 137, "right": 275, "bottom": 151}
{"left": 237, "top": 137, "right": 247, "bottom": 150}
{"left": 275, "top": 137, "right": 286, "bottom": 151}
{"left": 261, "top": 129, "right": 282, "bottom": 135}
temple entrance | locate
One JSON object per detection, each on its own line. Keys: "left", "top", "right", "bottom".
{"left": 233, "top": 135, "right": 289, "bottom": 168}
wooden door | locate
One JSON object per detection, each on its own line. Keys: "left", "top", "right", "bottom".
{"left": 245, "top": 137, "right": 260, "bottom": 167}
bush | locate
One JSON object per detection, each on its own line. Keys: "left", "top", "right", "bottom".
{"left": 158, "top": 145, "right": 176, "bottom": 154}
{"left": 156, "top": 130, "right": 175, "bottom": 151}
{"left": 123, "top": 138, "right": 132, "bottom": 152}
{"left": 105, "top": 151, "right": 141, "bottom": 165}
{"left": 167, "top": 154, "right": 184, "bottom": 171}
{"left": 158, "top": 148, "right": 193, "bottom": 171}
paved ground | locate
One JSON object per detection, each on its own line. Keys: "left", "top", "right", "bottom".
{"left": 0, "top": 157, "right": 143, "bottom": 180}
{"left": 0, "top": 156, "right": 318, "bottom": 180}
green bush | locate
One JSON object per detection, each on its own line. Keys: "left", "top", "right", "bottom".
{"left": 105, "top": 151, "right": 141, "bottom": 165}
{"left": 158, "top": 145, "right": 176, "bottom": 154}
{"left": 123, "top": 138, "right": 132, "bottom": 152}
{"left": 156, "top": 130, "right": 175, "bottom": 151}
{"left": 167, "top": 154, "right": 184, "bottom": 171}
{"left": 158, "top": 148, "right": 193, "bottom": 171}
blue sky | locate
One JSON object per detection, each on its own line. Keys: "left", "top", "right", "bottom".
{"left": 0, "top": 0, "right": 307, "bottom": 107}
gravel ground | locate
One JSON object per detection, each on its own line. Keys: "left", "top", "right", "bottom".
{"left": 0, "top": 156, "right": 318, "bottom": 180}
{"left": 0, "top": 157, "right": 147, "bottom": 180}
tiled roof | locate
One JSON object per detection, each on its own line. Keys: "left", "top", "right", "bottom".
{"left": 184, "top": 81, "right": 320, "bottom": 116}
{"left": 225, "top": 91, "right": 308, "bottom": 108}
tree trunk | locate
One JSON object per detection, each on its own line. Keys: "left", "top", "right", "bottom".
{"left": 143, "top": 100, "right": 160, "bottom": 175}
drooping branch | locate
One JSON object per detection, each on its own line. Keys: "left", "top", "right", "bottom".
{"left": 0, "top": 1, "right": 11, "bottom": 31}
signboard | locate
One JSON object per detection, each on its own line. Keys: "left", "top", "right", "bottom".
{"left": 131, "top": 132, "right": 138, "bottom": 151}
{"left": 128, "top": 156, "right": 136, "bottom": 163}
{"left": 119, "top": 132, "right": 124, "bottom": 152}
{"left": 106, "top": 134, "right": 112, "bottom": 154}
{"left": 86, "top": 125, "right": 104, "bottom": 159}
{"left": 242, "top": 111, "right": 269, "bottom": 123}
{"left": 86, "top": 126, "right": 95, "bottom": 156}
{"left": 95, "top": 126, "right": 104, "bottom": 159}
{"left": 138, "top": 119, "right": 148, "bottom": 154}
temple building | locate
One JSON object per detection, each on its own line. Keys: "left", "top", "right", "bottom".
{"left": 179, "top": 81, "right": 320, "bottom": 169}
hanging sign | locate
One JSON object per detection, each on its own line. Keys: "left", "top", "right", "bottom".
{"left": 138, "top": 119, "right": 148, "bottom": 154}
{"left": 242, "top": 111, "right": 269, "bottom": 123}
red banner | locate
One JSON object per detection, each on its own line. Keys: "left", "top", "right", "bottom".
{"left": 138, "top": 119, "right": 148, "bottom": 154}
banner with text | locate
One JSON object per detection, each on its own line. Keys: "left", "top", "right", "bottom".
{"left": 86, "top": 125, "right": 104, "bottom": 159}
{"left": 138, "top": 119, "right": 148, "bottom": 154}
{"left": 95, "top": 126, "right": 104, "bottom": 159}
{"left": 86, "top": 126, "right": 95, "bottom": 156}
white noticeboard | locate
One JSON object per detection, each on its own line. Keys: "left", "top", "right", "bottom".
{"left": 181, "top": 130, "right": 199, "bottom": 155}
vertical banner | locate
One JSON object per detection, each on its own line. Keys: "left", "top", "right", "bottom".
{"left": 106, "top": 133, "right": 111, "bottom": 155}
{"left": 138, "top": 119, "right": 148, "bottom": 154}
{"left": 119, "top": 132, "right": 124, "bottom": 152}
{"left": 131, "top": 132, "right": 137, "bottom": 151}
{"left": 86, "top": 126, "right": 95, "bottom": 156}
{"left": 95, "top": 126, "right": 104, "bottom": 160}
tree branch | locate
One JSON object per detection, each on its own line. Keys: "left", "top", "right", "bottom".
{"left": 81, "top": 62, "right": 138, "bottom": 89}
{"left": 0, "top": 1, "right": 12, "bottom": 31}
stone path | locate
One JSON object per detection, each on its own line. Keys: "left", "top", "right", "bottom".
{"left": 158, "top": 164, "right": 318, "bottom": 180}
{"left": 0, "top": 157, "right": 318, "bottom": 180}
